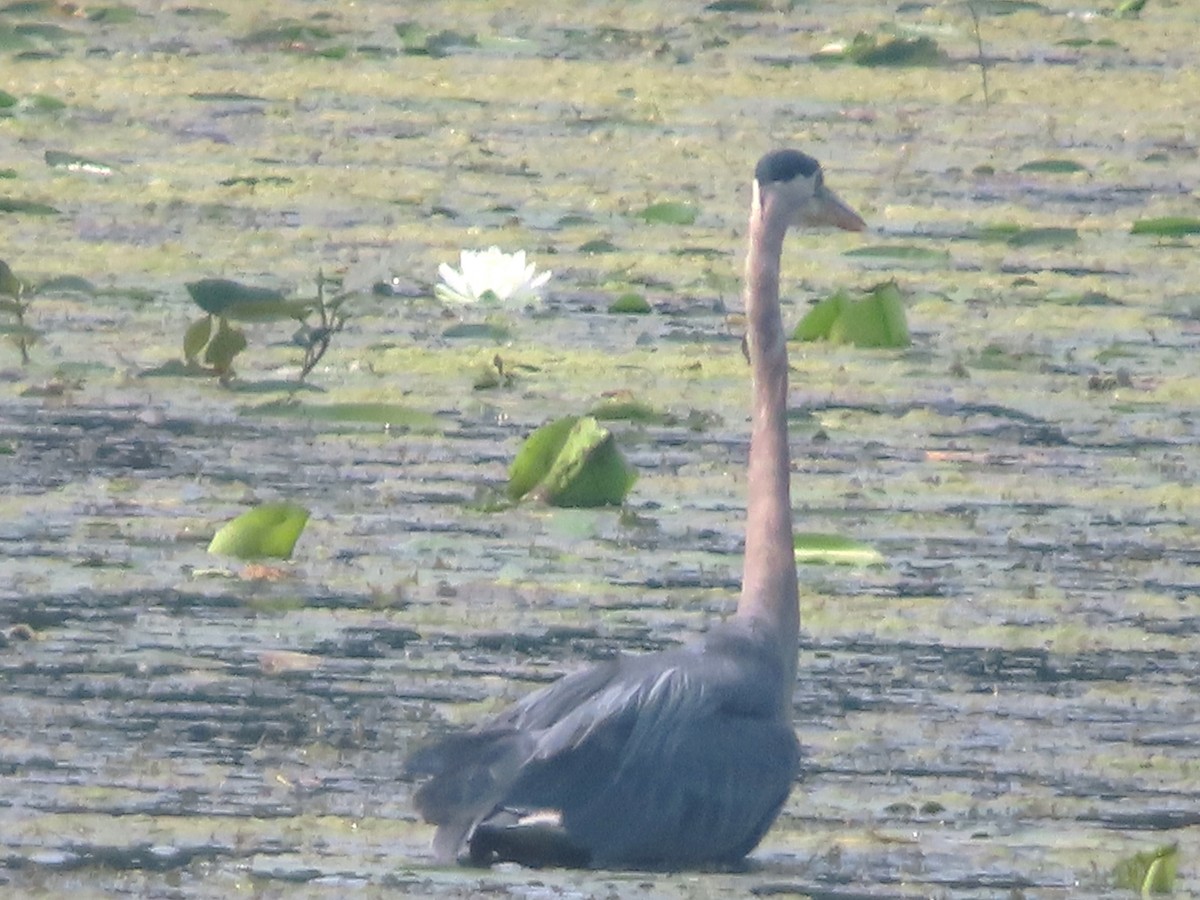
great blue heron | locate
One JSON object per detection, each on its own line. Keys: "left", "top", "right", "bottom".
{"left": 406, "top": 149, "right": 866, "bottom": 869}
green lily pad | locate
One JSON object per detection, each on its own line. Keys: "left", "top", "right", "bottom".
{"left": 1113, "top": 843, "right": 1177, "bottom": 894}
{"left": 847, "top": 34, "right": 946, "bottom": 67}
{"left": 794, "top": 533, "right": 884, "bottom": 566}
{"left": 1016, "top": 158, "right": 1088, "bottom": 174}
{"left": 87, "top": 5, "right": 139, "bottom": 24}
{"left": 189, "top": 91, "right": 269, "bottom": 102}
{"left": 0, "top": 197, "right": 59, "bottom": 215}
{"left": 207, "top": 501, "right": 310, "bottom": 560}
{"left": 609, "top": 293, "right": 651, "bottom": 314}
{"left": 508, "top": 416, "right": 578, "bottom": 501}
{"left": 971, "top": 0, "right": 1049, "bottom": 12}
{"left": 1130, "top": 216, "right": 1200, "bottom": 237}
{"left": 242, "top": 399, "right": 439, "bottom": 431}
{"left": 37, "top": 275, "right": 95, "bottom": 294}
{"left": 203, "top": 318, "right": 247, "bottom": 372}
{"left": 442, "top": 321, "right": 512, "bottom": 341}
{"left": 794, "top": 282, "right": 910, "bottom": 349}
{"left": 579, "top": 238, "right": 618, "bottom": 254}
{"left": 589, "top": 399, "right": 667, "bottom": 424}
{"left": 508, "top": 415, "right": 636, "bottom": 507}
{"left": 45, "top": 149, "right": 116, "bottom": 175}
{"left": 844, "top": 244, "right": 951, "bottom": 264}
{"left": 637, "top": 201, "right": 698, "bottom": 226}
{"left": 186, "top": 278, "right": 308, "bottom": 321}
{"left": 1005, "top": 226, "right": 1079, "bottom": 248}
{"left": 0, "top": 260, "right": 22, "bottom": 296}
{"left": 183, "top": 315, "right": 213, "bottom": 362}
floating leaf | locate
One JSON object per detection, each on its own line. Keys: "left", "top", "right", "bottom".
{"left": 794, "top": 282, "right": 910, "bottom": 349}
{"left": 579, "top": 238, "right": 617, "bottom": 254}
{"left": 508, "top": 416, "right": 636, "bottom": 507}
{"left": 241, "top": 19, "right": 334, "bottom": 47}
{"left": 844, "top": 244, "right": 950, "bottom": 264}
{"left": 0, "top": 197, "right": 59, "bottom": 215}
{"left": 207, "top": 501, "right": 310, "bottom": 560}
{"left": 186, "top": 278, "right": 307, "bottom": 321}
{"left": 794, "top": 533, "right": 884, "bottom": 566}
{"left": 219, "top": 174, "right": 293, "bottom": 187}
{"left": 1005, "top": 226, "right": 1079, "bottom": 247}
{"left": 971, "top": 0, "right": 1049, "bottom": 12}
{"left": 189, "top": 91, "right": 269, "bottom": 102}
{"left": 203, "top": 318, "right": 247, "bottom": 372}
{"left": 87, "top": 5, "right": 139, "bottom": 23}
{"left": 705, "top": 0, "right": 772, "bottom": 9}
{"left": 45, "top": 149, "right": 115, "bottom": 176}
{"left": 1130, "top": 216, "right": 1200, "bottom": 237}
{"left": 182, "top": 315, "right": 213, "bottom": 362}
{"left": 243, "top": 399, "right": 439, "bottom": 431}
{"left": 1113, "top": 843, "right": 1177, "bottom": 894}
{"left": 442, "top": 321, "right": 512, "bottom": 341}
{"left": 0, "top": 260, "right": 21, "bottom": 296}
{"left": 541, "top": 417, "right": 637, "bottom": 507}
{"left": 847, "top": 33, "right": 945, "bottom": 67}
{"left": 1115, "top": 0, "right": 1149, "bottom": 18}
{"left": 509, "top": 416, "right": 579, "bottom": 501}
{"left": 1017, "top": 158, "right": 1088, "bottom": 174}
{"left": 23, "top": 94, "right": 66, "bottom": 112}
{"left": 395, "top": 21, "right": 477, "bottom": 57}
{"left": 590, "top": 399, "right": 667, "bottom": 424}
{"left": 36, "top": 275, "right": 95, "bottom": 294}
{"left": 609, "top": 293, "right": 651, "bottom": 314}
{"left": 637, "top": 201, "right": 698, "bottom": 226}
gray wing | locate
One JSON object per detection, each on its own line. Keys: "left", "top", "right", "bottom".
{"left": 408, "top": 623, "right": 799, "bottom": 867}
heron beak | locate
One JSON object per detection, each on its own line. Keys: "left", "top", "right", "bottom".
{"left": 803, "top": 184, "right": 866, "bottom": 231}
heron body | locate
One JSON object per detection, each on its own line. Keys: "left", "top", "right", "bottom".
{"left": 407, "top": 149, "right": 865, "bottom": 869}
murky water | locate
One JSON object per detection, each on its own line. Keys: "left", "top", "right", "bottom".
{"left": 3, "top": 1, "right": 1200, "bottom": 897}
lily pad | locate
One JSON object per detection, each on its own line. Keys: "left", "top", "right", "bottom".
{"left": 794, "top": 533, "right": 884, "bottom": 566}
{"left": 1016, "top": 158, "right": 1088, "bottom": 174}
{"left": 847, "top": 34, "right": 945, "bottom": 67}
{"left": 508, "top": 415, "right": 636, "bottom": 507}
{"left": 242, "top": 400, "right": 440, "bottom": 431}
{"left": 207, "top": 501, "right": 310, "bottom": 560}
{"left": 579, "top": 238, "right": 618, "bottom": 254}
{"left": 637, "top": 201, "right": 698, "bottom": 226}
{"left": 844, "top": 244, "right": 951, "bottom": 264}
{"left": 590, "top": 399, "right": 667, "bottom": 424}
{"left": 183, "top": 315, "right": 213, "bottom": 362}
{"left": 442, "top": 321, "right": 512, "bottom": 341}
{"left": 0, "top": 197, "right": 59, "bottom": 215}
{"left": 203, "top": 318, "right": 247, "bottom": 371}
{"left": 609, "top": 293, "right": 651, "bottom": 314}
{"left": 1005, "top": 226, "right": 1079, "bottom": 248}
{"left": 1113, "top": 843, "right": 1177, "bottom": 894}
{"left": 45, "top": 149, "right": 116, "bottom": 175}
{"left": 794, "top": 282, "right": 910, "bottom": 349}
{"left": 189, "top": 91, "right": 269, "bottom": 102}
{"left": 1130, "top": 216, "right": 1200, "bottom": 237}
{"left": 0, "top": 260, "right": 22, "bottom": 295}
{"left": 186, "top": 278, "right": 308, "bottom": 321}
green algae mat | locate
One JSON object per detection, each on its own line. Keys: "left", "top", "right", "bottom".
{"left": 2, "top": 1, "right": 1199, "bottom": 897}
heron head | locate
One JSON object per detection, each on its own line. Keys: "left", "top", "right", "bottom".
{"left": 754, "top": 149, "right": 865, "bottom": 232}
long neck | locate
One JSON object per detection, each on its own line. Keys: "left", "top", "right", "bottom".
{"left": 737, "top": 183, "right": 800, "bottom": 691}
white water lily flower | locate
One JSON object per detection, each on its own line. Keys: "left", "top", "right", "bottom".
{"left": 435, "top": 246, "right": 552, "bottom": 306}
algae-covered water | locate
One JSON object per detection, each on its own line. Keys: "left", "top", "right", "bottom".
{"left": 2, "top": 1, "right": 1199, "bottom": 897}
